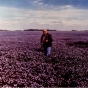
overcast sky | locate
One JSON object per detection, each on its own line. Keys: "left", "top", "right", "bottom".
{"left": 0, "top": 0, "right": 88, "bottom": 31}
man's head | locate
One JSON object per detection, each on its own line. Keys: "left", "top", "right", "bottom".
{"left": 43, "top": 29, "right": 48, "bottom": 35}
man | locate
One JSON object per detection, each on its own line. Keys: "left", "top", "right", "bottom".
{"left": 41, "top": 29, "right": 53, "bottom": 56}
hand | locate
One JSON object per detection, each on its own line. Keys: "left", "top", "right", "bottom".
{"left": 41, "top": 43, "right": 43, "bottom": 47}
{"left": 46, "top": 40, "right": 48, "bottom": 42}
{"left": 41, "top": 43, "right": 43, "bottom": 45}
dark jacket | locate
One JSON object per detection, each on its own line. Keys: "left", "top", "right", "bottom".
{"left": 41, "top": 33, "right": 53, "bottom": 47}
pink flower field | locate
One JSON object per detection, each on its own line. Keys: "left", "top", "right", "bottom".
{"left": 0, "top": 31, "right": 88, "bottom": 87}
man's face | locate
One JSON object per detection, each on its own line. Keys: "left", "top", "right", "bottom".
{"left": 43, "top": 30, "right": 47, "bottom": 35}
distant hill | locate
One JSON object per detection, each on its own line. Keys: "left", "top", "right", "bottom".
{"left": 0, "top": 29, "right": 8, "bottom": 31}
{"left": 23, "top": 29, "right": 57, "bottom": 31}
{"left": 72, "top": 30, "right": 77, "bottom": 31}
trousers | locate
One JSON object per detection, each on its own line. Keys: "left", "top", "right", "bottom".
{"left": 44, "top": 47, "right": 51, "bottom": 56}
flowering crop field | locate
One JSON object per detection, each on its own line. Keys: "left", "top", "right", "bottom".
{"left": 0, "top": 31, "right": 88, "bottom": 87}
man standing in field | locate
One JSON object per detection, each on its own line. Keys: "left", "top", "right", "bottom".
{"left": 41, "top": 29, "right": 53, "bottom": 56}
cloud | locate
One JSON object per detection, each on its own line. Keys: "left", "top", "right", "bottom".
{"left": 0, "top": 5, "right": 88, "bottom": 30}
{"left": 32, "top": 0, "right": 43, "bottom": 4}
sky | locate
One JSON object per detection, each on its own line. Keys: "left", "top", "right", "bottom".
{"left": 0, "top": 0, "right": 88, "bottom": 31}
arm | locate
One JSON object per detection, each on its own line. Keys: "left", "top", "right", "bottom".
{"left": 40, "top": 35, "right": 44, "bottom": 47}
{"left": 48, "top": 34, "right": 53, "bottom": 42}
